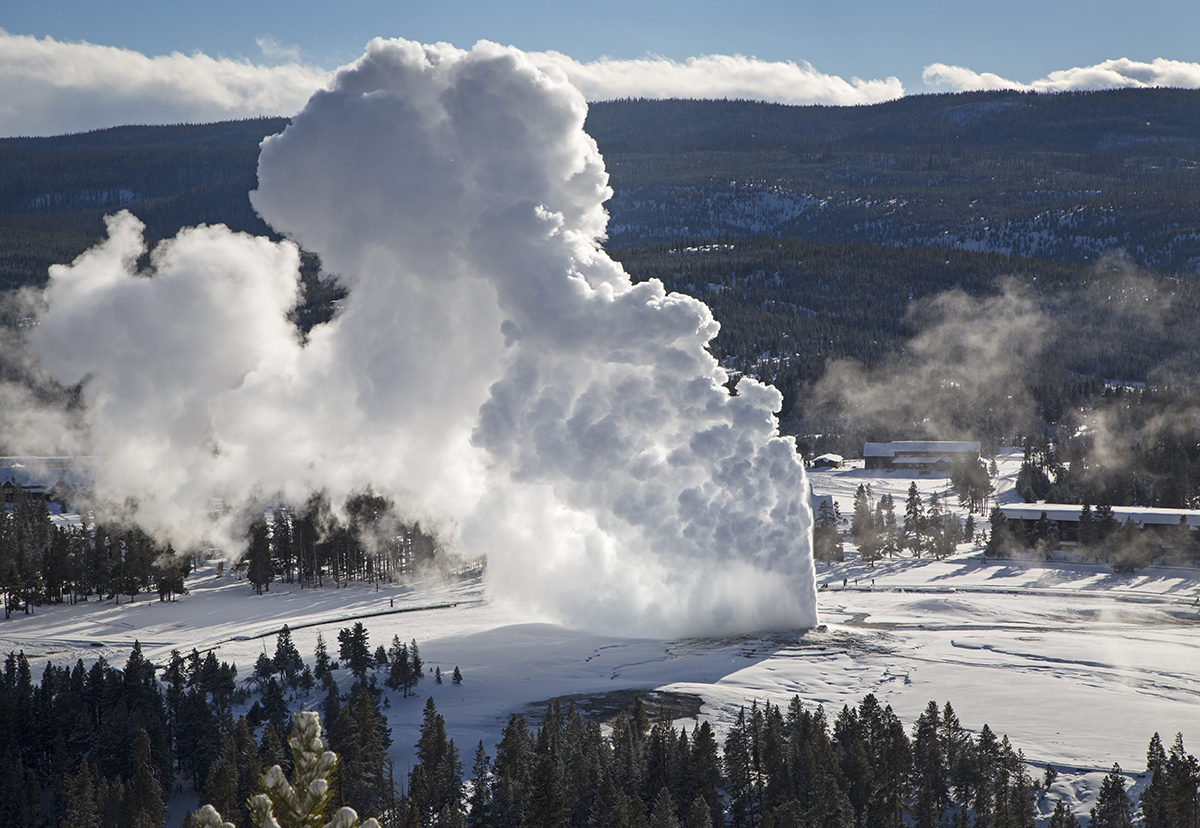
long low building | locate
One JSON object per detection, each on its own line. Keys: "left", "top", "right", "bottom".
{"left": 999, "top": 502, "right": 1200, "bottom": 541}
{"left": 863, "top": 441, "right": 981, "bottom": 471}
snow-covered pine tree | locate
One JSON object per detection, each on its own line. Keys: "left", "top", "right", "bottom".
{"left": 191, "top": 710, "right": 380, "bottom": 828}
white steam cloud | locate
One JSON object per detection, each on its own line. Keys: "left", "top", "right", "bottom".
{"left": 27, "top": 38, "right": 817, "bottom": 637}
{"left": 923, "top": 57, "right": 1200, "bottom": 93}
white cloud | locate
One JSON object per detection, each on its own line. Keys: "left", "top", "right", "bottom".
{"left": 533, "top": 51, "right": 904, "bottom": 106}
{"left": 923, "top": 57, "right": 1200, "bottom": 93}
{"left": 0, "top": 29, "right": 904, "bottom": 137}
{"left": 256, "top": 35, "right": 304, "bottom": 65}
{"left": 0, "top": 29, "right": 331, "bottom": 136}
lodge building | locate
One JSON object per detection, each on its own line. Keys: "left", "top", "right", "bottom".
{"left": 998, "top": 503, "right": 1200, "bottom": 542}
{"left": 863, "top": 441, "right": 981, "bottom": 472}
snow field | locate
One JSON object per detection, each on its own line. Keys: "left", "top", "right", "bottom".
{"left": 1, "top": 447, "right": 1196, "bottom": 823}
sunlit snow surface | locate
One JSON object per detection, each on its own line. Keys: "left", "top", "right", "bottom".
{"left": 2, "top": 555, "right": 1197, "bottom": 819}
{"left": 1, "top": 451, "right": 1197, "bottom": 821}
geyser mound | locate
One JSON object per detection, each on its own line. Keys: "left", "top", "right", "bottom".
{"left": 29, "top": 38, "right": 817, "bottom": 637}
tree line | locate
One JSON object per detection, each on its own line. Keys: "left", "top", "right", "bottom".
{"left": 6, "top": 613, "right": 1197, "bottom": 828}
{"left": 201, "top": 688, "right": 1200, "bottom": 828}
{"left": 0, "top": 485, "right": 448, "bottom": 619}
{"left": 814, "top": 479, "right": 988, "bottom": 565}
{"left": 0, "top": 486, "right": 189, "bottom": 618}
{"left": 1, "top": 618, "right": 442, "bottom": 828}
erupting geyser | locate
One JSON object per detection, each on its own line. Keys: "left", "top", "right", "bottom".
{"left": 29, "top": 39, "right": 817, "bottom": 636}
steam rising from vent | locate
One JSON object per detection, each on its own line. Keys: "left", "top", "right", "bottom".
{"left": 27, "top": 38, "right": 817, "bottom": 637}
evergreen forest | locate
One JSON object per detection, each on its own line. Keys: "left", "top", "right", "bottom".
{"left": 3, "top": 621, "right": 1197, "bottom": 828}
{"left": 0, "top": 485, "right": 443, "bottom": 619}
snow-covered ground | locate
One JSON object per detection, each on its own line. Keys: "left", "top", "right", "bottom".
{"left": 1, "top": 447, "right": 1196, "bottom": 822}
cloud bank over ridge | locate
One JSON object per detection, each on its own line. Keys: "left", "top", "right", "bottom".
{"left": 533, "top": 51, "right": 903, "bottom": 106}
{"left": 0, "top": 30, "right": 331, "bottom": 137}
{"left": 5, "top": 27, "right": 1200, "bottom": 138}
{"left": 28, "top": 38, "right": 818, "bottom": 637}
{"left": 924, "top": 57, "right": 1200, "bottom": 93}
{"left": 0, "top": 29, "right": 904, "bottom": 137}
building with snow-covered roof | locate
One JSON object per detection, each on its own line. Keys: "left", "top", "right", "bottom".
{"left": 0, "top": 457, "right": 93, "bottom": 505}
{"left": 810, "top": 453, "right": 844, "bottom": 469}
{"left": 863, "top": 441, "right": 980, "bottom": 472}
{"left": 999, "top": 503, "right": 1200, "bottom": 542}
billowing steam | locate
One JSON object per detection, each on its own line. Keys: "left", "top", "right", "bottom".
{"left": 809, "top": 254, "right": 1200, "bottom": 453}
{"left": 27, "top": 38, "right": 817, "bottom": 637}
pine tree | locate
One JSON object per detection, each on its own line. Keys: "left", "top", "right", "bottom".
{"left": 904, "top": 483, "right": 925, "bottom": 555}
{"left": 338, "top": 623, "right": 373, "bottom": 679}
{"left": 985, "top": 506, "right": 1009, "bottom": 558}
{"left": 649, "top": 787, "right": 681, "bottom": 828}
{"left": 1077, "top": 503, "right": 1096, "bottom": 548}
{"left": 1047, "top": 801, "right": 1079, "bottom": 828}
{"left": 1164, "top": 733, "right": 1200, "bottom": 828}
{"left": 1090, "top": 765, "right": 1132, "bottom": 828}
{"left": 527, "top": 752, "right": 568, "bottom": 828}
{"left": 467, "top": 741, "right": 493, "bottom": 828}
{"left": 60, "top": 759, "right": 100, "bottom": 828}
{"left": 387, "top": 637, "right": 413, "bottom": 697}
{"left": 314, "top": 633, "right": 333, "bottom": 687}
{"left": 724, "top": 708, "right": 752, "bottom": 828}
{"left": 492, "top": 714, "right": 532, "bottom": 828}
{"left": 410, "top": 640, "right": 423, "bottom": 680}
{"left": 204, "top": 750, "right": 240, "bottom": 827}
{"left": 246, "top": 517, "right": 273, "bottom": 595}
{"left": 685, "top": 796, "right": 713, "bottom": 828}
{"left": 342, "top": 691, "right": 390, "bottom": 818}
{"left": 852, "top": 485, "right": 873, "bottom": 543}
{"left": 275, "top": 625, "right": 304, "bottom": 686}
{"left": 412, "top": 697, "right": 463, "bottom": 824}
{"left": 1141, "top": 733, "right": 1169, "bottom": 828}
{"left": 814, "top": 499, "right": 844, "bottom": 563}
{"left": 690, "top": 721, "right": 723, "bottom": 827}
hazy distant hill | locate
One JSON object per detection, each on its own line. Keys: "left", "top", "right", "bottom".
{"left": 590, "top": 90, "right": 1200, "bottom": 270}
{"left": 0, "top": 118, "right": 289, "bottom": 289}
{"left": 3, "top": 91, "right": 1200, "bottom": 288}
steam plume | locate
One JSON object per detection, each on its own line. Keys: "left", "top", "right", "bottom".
{"left": 27, "top": 38, "right": 817, "bottom": 637}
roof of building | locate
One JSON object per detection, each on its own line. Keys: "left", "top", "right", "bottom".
{"left": 863, "top": 441, "right": 981, "bottom": 457}
{"left": 0, "top": 457, "right": 93, "bottom": 490}
{"left": 999, "top": 503, "right": 1200, "bottom": 528}
{"left": 812, "top": 453, "right": 844, "bottom": 464}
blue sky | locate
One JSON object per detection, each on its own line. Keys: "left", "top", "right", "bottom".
{"left": 4, "top": 1, "right": 1200, "bottom": 136}
{"left": 7, "top": 0, "right": 1198, "bottom": 92}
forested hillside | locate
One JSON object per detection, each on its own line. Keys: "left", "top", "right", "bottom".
{"left": 4, "top": 90, "right": 1200, "bottom": 289}
{"left": 591, "top": 91, "right": 1200, "bottom": 271}
{"left": 0, "top": 119, "right": 287, "bottom": 290}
